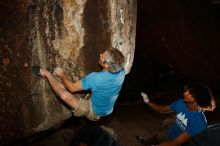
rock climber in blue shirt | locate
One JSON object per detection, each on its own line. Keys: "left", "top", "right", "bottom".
{"left": 40, "top": 48, "right": 126, "bottom": 121}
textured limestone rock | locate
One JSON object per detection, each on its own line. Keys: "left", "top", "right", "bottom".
{"left": 0, "top": 0, "right": 136, "bottom": 143}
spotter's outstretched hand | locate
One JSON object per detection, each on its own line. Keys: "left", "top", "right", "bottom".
{"left": 141, "top": 92, "right": 149, "bottom": 103}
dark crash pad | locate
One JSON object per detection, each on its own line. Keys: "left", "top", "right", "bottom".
{"left": 184, "top": 123, "right": 220, "bottom": 146}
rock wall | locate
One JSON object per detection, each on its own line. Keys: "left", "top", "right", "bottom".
{"left": 0, "top": 0, "right": 136, "bottom": 143}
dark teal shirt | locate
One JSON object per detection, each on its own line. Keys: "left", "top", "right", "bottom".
{"left": 169, "top": 99, "right": 207, "bottom": 139}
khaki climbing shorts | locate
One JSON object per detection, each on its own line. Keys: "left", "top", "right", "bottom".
{"left": 72, "top": 95, "right": 100, "bottom": 121}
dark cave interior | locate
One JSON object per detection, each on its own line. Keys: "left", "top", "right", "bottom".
{"left": 120, "top": 0, "right": 220, "bottom": 105}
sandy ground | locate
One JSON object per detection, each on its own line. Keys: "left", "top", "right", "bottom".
{"left": 21, "top": 102, "right": 175, "bottom": 146}
{"left": 106, "top": 103, "right": 175, "bottom": 146}
{"left": 9, "top": 96, "right": 220, "bottom": 146}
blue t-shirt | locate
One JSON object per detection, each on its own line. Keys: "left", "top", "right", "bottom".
{"left": 81, "top": 69, "right": 125, "bottom": 116}
{"left": 168, "top": 99, "right": 207, "bottom": 139}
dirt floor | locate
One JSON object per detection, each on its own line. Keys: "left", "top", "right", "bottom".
{"left": 17, "top": 102, "right": 175, "bottom": 146}
{"left": 104, "top": 103, "right": 175, "bottom": 146}
{"left": 6, "top": 94, "right": 220, "bottom": 146}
